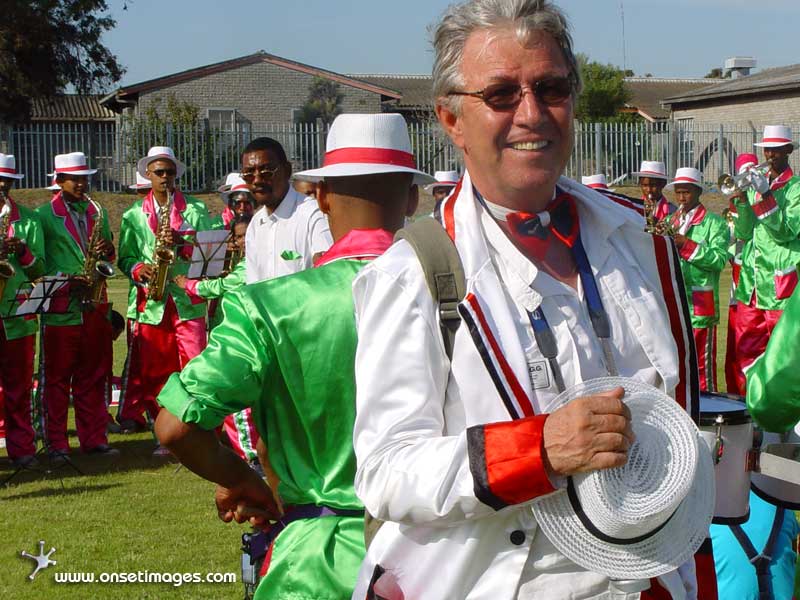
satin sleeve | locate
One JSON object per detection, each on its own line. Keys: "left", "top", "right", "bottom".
{"left": 746, "top": 287, "right": 800, "bottom": 432}
{"left": 157, "top": 291, "right": 272, "bottom": 430}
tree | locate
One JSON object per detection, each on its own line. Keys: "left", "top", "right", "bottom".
{"left": 0, "top": 0, "right": 124, "bottom": 123}
{"left": 575, "top": 54, "right": 632, "bottom": 122}
{"left": 704, "top": 67, "right": 729, "bottom": 79}
{"left": 295, "top": 78, "right": 343, "bottom": 125}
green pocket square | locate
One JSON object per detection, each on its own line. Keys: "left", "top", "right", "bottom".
{"left": 280, "top": 250, "right": 302, "bottom": 261}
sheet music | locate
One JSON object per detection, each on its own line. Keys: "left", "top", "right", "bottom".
{"left": 15, "top": 276, "right": 70, "bottom": 316}
{"left": 188, "top": 230, "right": 230, "bottom": 279}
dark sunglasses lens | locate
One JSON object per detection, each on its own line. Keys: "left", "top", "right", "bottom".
{"left": 536, "top": 78, "right": 573, "bottom": 105}
{"left": 483, "top": 85, "right": 522, "bottom": 109}
{"left": 154, "top": 169, "right": 176, "bottom": 177}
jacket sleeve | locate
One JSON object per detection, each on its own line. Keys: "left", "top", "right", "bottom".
{"left": 193, "top": 261, "right": 247, "bottom": 299}
{"left": 732, "top": 196, "right": 756, "bottom": 242}
{"left": 678, "top": 217, "right": 729, "bottom": 273}
{"left": 749, "top": 183, "right": 800, "bottom": 244}
{"left": 117, "top": 212, "right": 144, "bottom": 280}
{"left": 157, "top": 291, "right": 271, "bottom": 429}
{"left": 352, "top": 256, "right": 554, "bottom": 528}
{"left": 746, "top": 287, "right": 800, "bottom": 432}
{"left": 101, "top": 205, "right": 116, "bottom": 261}
{"left": 21, "top": 213, "right": 46, "bottom": 280}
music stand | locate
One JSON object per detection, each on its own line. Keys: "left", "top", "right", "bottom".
{"left": 189, "top": 230, "right": 230, "bottom": 279}
{"left": 2, "top": 276, "right": 84, "bottom": 487}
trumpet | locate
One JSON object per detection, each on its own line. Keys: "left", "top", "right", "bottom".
{"left": 718, "top": 161, "right": 772, "bottom": 196}
{"left": 148, "top": 191, "right": 175, "bottom": 301}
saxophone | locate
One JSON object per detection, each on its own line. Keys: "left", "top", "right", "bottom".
{"left": 148, "top": 192, "right": 175, "bottom": 301}
{"left": 0, "top": 190, "right": 15, "bottom": 300}
{"left": 643, "top": 193, "right": 677, "bottom": 236}
{"left": 81, "top": 198, "right": 115, "bottom": 305}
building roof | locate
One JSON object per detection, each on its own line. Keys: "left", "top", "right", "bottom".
{"left": 623, "top": 77, "right": 718, "bottom": 121}
{"left": 31, "top": 95, "right": 116, "bottom": 122}
{"left": 350, "top": 74, "right": 432, "bottom": 109}
{"left": 662, "top": 64, "right": 800, "bottom": 106}
{"left": 101, "top": 51, "right": 402, "bottom": 112}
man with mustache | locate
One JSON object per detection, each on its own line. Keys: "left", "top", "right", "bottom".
{"left": 239, "top": 138, "right": 331, "bottom": 284}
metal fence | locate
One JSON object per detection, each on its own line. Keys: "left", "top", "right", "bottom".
{"left": 2, "top": 120, "right": 798, "bottom": 193}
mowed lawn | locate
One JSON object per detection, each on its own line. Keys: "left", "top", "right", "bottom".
{"left": 1, "top": 186, "right": 739, "bottom": 598}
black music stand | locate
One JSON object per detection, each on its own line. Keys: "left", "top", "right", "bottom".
{"left": 2, "top": 276, "right": 84, "bottom": 487}
{"left": 189, "top": 230, "right": 231, "bottom": 279}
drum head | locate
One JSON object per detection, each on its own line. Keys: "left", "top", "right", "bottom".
{"left": 699, "top": 392, "right": 750, "bottom": 426}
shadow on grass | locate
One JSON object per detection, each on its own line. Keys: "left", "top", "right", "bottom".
{"left": 2, "top": 482, "right": 118, "bottom": 501}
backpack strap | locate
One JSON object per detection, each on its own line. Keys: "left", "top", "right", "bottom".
{"left": 395, "top": 216, "right": 466, "bottom": 360}
{"left": 729, "top": 507, "right": 785, "bottom": 600}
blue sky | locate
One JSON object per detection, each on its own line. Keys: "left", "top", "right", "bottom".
{"left": 104, "top": 0, "right": 799, "bottom": 87}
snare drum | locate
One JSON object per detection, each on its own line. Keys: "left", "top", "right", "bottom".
{"left": 698, "top": 393, "right": 751, "bottom": 524}
{"left": 751, "top": 423, "right": 800, "bottom": 509}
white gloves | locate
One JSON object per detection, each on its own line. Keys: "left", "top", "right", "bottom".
{"left": 748, "top": 169, "right": 771, "bottom": 196}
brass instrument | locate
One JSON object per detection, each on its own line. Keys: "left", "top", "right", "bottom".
{"left": 0, "top": 190, "right": 15, "bottom": 299}
{"left": 221, "top": 234, "right": 242, "bottom": 276}
{"left": 718, "top": 160, "right": 772, "bottom": 196}
{"left": 148, "top": 192, "right": 175, "bottom": 301}
{"left": 643, "top": 194, "right": 677, "bottom": 236}
{"left": 81, "top": 198, "right": 115, "bottom": 305}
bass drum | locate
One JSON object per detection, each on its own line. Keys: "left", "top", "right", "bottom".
{"left": 751, "top": 423, "right": 800, "bottom": 510}
{"left": 698, "top": 392, "right": 752, "bottom": 524}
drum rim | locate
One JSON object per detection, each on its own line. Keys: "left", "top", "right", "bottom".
{"left": 711, "top": 508, "right": 750, "bottom": 526}
{"left": 698, "top": 393, "right": 750, "bottom": 426}
{"left": 751, "top": 481, "right": 800, "bottom": 510}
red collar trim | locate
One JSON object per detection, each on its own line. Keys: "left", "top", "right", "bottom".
{"left": 314, "top": 228, "right": 394, "bottom": 267}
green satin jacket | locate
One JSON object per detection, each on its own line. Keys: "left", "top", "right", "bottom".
{"left": 733, "top": 175, "right": 800, "bottom": 310}
{"left": 668, "top": 204, "right": 730, "bottom": 328}
{"left": 185, "top": 260, "right": 246, "bottom": 330}
{"left": 117, "top": 191, "right": 212, "bottom": 325}
{"left": 746, "top": 283, "right": 800, "bottom": 432}
{"left": 35, "top": 193, "right": 113, "bottom": 326}
{"left": 1, "top": 198, "right": 45, "bottom": 339}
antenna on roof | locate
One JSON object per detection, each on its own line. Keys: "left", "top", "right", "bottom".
{"left": 620, "top": 1, "right": 627, "bottom": 73}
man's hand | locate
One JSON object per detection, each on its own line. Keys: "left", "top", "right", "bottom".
{"left": 137, "top": 264, "right": 156, "bottom": 283}
{"left": 173, "top": 274, "right": 188, "bottom": 289}
{"left": 542, "top": 387, "right": 634, "bottom": 476}
{"left": 69, "top": 275, "right": 91, "bottom": 298}
{"left": 749, "top": 170, "right": 771, "bottom": 196}
{"left": 92, "top": 238, "right": 114, "bottom": 259}
{"left": 672, "top": 233, "right": 687, "bottom": 247}
{"left": 215, "top": 474, "right": 282, "bottom": 528}
{"left": 2, "top": 236, "right": 23, "bottom": 257}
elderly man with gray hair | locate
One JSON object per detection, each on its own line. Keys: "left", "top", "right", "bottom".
{"left": 351, "top": 1, "right": 711, "bottom": 599}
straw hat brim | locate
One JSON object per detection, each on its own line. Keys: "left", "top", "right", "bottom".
{"left": 754, "top": 141, "right": 794, "bottom": 148}
{"left": 631, "top": 172, "right": 668, "bottom": 180}
{"left": 532, "top": 377, "right": 715, "bottom": 579}
{"left": 0, "top": 173, "right": 24, "bottom": 180}
{"left": 295, "top": 163, "right": 436, "bottom": 186}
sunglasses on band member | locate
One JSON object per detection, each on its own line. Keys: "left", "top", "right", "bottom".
{"left": 240, "top": 164, "right": 281, "bottom": 182}
{"left": 149, "top": 168, "right": 177, "bottom": 177}
{"left": 447, "top": 75, "right": 575, "bottom": 110}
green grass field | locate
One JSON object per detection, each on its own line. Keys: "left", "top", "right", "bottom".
{"left": 0, "top": 188, "right": 742, "bottom": 598}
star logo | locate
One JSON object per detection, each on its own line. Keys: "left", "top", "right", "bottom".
{"left": 20, "top": 540, "right": 57, "bottom": 580}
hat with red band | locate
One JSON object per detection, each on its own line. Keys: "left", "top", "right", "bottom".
{"left": 294, "top": 114, "right": 435, "bottom": 185}
{"left": 665, "top": 167, "right": 705, "bottom": 191}
{"left": 128, "top": 172, "right": 153, "bottom": 190}
{"left": 754, "top": 125, "right": 794, "bottom": 149}
{"left": 221, "top": 174, "right": 253, "bottom": 204}
{"left": 632, "top": 161, "right": 668, "bottom": 180}
{"left": 581, "top": 174, "right": 609, "bottom": 189}
{"left": 423, "top": 170, "right": 460, "bottom": 192}
{"left": 0, "top": 154, "right": 24, "bottom": 180}
{"left": 51, "top": 151, "right": 97, "bottom": 176}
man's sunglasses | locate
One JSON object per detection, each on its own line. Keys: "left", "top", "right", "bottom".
{"left": 240, "top": 164, "right": 281, "bottom": 182}
{"left": 447, "top": 75, "right": 575, "bottom": 110}
{"left": 150, "top": 168, "right": 177, "bottom": 177}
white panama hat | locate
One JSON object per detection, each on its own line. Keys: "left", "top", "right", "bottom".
{"left": 423, "top": 170, "right": 460, "bottom": 193}
{"left": 128, "top": 172, "right": 152, "bottom": 190}
{"left": 0, "top": 154, "right": 24, "bottom": 180}
{"left": 45, "top": 176, "right": 60, "bottom": 191}
{"left": 217, "top": 172, "right": 240, "bottom": 193}
{"left": 632, "top": 161, "right": 668, "bottom": 180}
{"left": 581, "top": 174, "right": 608, "bottom": 189}
{"left": 137, "top": 146, "right": 186, "bottom": 178}
{"left": 51, "top": 151, "right": 97, "bottom": 176}
{"left": 220, "top": 174, "right": 253, "bottom": 205}
{"left": 294, "top": 113, "right": 435, "bottom": 186}
{"left": 665, "top": 167, "right": 705, "bottom": 191}
{"left": 754, "top": 125, "right": 793, "bottom": 148}
{"left": 532, "top": 377, "right": 714, "bottom": 580}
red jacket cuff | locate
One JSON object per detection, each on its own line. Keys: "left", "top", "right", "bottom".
{"left": 752, "top": 194, "right": 778, "bottom": 220}
{"left": 178, "top": 242, "right": 193, "bottom": 261}
{"left": 466, "top": 414, "right": 555, "bottom": 509}
{"left": 17, "top": 245, "right": 35, "bottom": 267}
{"left": 184, "top": 279, "right": 201, "bottom": 300}
{"left": 131, "top": 262, "right": 146, "bottom": 283}
{"left": 679, "top": 239, "right": 699, "bottom": 261}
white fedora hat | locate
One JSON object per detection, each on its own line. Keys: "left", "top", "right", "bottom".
{"left": 755, "top": 125, "right": 793, "bottom": 148}
{"left": 217, "top": 172, "right": 241, "bottom": 193}
{"left": 45, "top": 176, "right": 60, "bottom": 191}
{"left": 294, "top": 114, "right": 435, "bottom": 186}
{"left": 532, "top": 377, "right": 714, "bottom": 580}
{"left": 221, "top": 174, "right": 253, "bottom": 204}
{"left": 423, "top": 170, "right": 460, "bottom": 193}
{"left": 665, "top": 167, "right": 705, "bottom": 191}
{"left": 0, "top": 154, "right": 24, "bottom": 180}
{"left": 581, "top": 174, "right": 608, "bottom": 189}
{"left": 128, "top": 172, "right": 152, "bottom": 190}
{"left": 52, "top": 151, "right": 97, "bottom": 176}
{"left": 137, "top": 146, "right": 186, "bottom": 178}
{"left": 632, "top": 161, "right": 668, "bottom": 180}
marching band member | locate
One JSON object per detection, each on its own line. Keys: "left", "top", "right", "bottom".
{"left": 731, "top": 125, "right": 800, "bottom": 386}
{"left": 634, "top": 160, "right": 677, "bottom": 222}
{"left": 240, "top": 137, "right": 332, "bottom": 284}
{"left": 212, "top": 173, "right": 254, "bottom": 230}
{"left": 350, "top": 2, "right": 707, "bottom": 598}
{"left": 117, "top": 146, "right": 211, "bottom": 447}
{"left": 664, "top": 168, "right": 729, "bottom": 392}
{"left": 36, "top": 152, "right": 117, "bottom": 460}
{"left": 0, "top": 154, "right": 45, "bottom": 468}
{"left": 155, "top": 113, "right": 427, "bottom": 600}
{"left": 424, "top": 169, "right": 460, "bottom": 203}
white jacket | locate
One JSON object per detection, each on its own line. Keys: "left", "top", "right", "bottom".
{"left": 351, "top": 173, "right": 699, "bottom": 600}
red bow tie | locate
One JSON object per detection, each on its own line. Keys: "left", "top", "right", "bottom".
{"left": 505, "top": 193, "right": 579, "bottom": 260}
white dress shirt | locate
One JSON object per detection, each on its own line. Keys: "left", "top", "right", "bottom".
{"left": 244, "top": 187, "right": 332, "bottom": 283}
